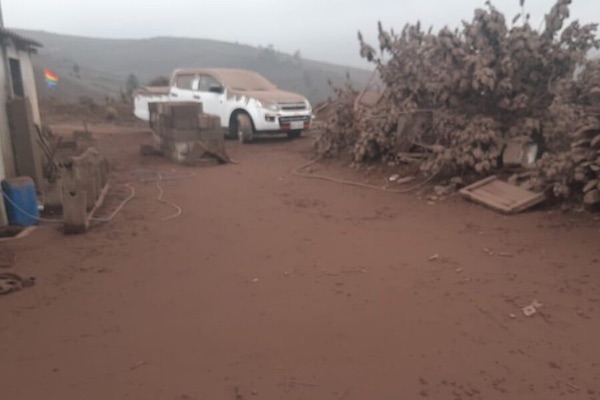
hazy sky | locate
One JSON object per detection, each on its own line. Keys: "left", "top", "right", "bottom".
{"left": 2, "top": 0, "right": 598, "bottom": 67}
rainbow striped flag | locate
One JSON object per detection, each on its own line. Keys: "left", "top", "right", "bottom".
{"left": 44, "top": 69, "right": 58, "bottom": 88}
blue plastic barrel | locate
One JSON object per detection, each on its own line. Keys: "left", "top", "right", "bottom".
{"left": 2, "top": 177, "right": 39, "bottom": 226}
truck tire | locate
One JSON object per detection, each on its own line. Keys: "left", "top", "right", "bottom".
{"left": 288, "top": 130, "right": 302, "bottom": 139}
{"left": 237, "top": 113, "right": 254, "bottom": 143}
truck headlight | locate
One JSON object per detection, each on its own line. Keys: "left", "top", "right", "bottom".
{"left": 304, "top": 99, "right": 312, "bottom": 112}
{"left": 257, "top": 100, "right": 280, "bottom": 112}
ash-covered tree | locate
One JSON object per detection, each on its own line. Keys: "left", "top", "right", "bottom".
{"left": 125, "top": 73, "right": 140, "bottom": 97}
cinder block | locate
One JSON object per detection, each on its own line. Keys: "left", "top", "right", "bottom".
{"left": 198, "top": 129, "right": 226, "bottom": 160}
{"left": 163, "top": 128, "right": 201, "bottom": 142}
{"left": 198, "top": 114, "right": 221, "bottom": 130}
{"left": 159, "top": 114, "right": 174, "bottom": 130}
{"left": 71, "top": 148, "right": 109, "bottom": 211}
{"left": 172, "top": 105, "right": 202, "bottom": 120}
{"left": 173, "top": 116, "right": 199, "bottom": 130}
{"left": 148, "top": 102, "right": 160, "bottom": 115}
{"left": 159, "top": 102, "right": 203, "bottom": 118}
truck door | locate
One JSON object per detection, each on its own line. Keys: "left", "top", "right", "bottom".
{"left": 170, "top": 72, "right": 197, "bottom": 102}
{"left": 196, "top": 74, "right": 226, "bottom": 127}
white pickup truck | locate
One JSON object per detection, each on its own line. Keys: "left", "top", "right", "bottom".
{"left": 133, "top": 68, "right": 313, "bottom": 143}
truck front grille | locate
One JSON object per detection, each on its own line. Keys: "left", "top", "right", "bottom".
{"left": 279, "top": 101, "right": 307, "bottom": 111}
{"left": 279, "top": 115, "right": 311, "bottom": 125}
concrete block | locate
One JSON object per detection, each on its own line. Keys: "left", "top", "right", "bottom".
{"left": 173, "top": 117, "right": 199, "bottom": 130}
{"left": 158, "top": 102, "right": 203, "bottom": 118}
{"left": 71, "top": 148, "right": 109, "bottom": 211}
{"left": 163, "top": 128, "right": 201, "bottom": 142}
{"left": 159, "top": 114, "right": 174, "bottom": 129}
{"left": 161, "top": 115, "right": 199, "bottom": 130}
{"left": 199, "top": 128, "right": 226, "bottom": 156}
{"left": 198, "top": 114, "right": 221, "bottom": 130}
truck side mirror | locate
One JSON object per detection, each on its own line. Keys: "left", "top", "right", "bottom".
{"left": 209, "top": 86, "right": 225, "bottom": 94}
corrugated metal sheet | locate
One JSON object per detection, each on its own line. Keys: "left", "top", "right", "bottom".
{"left": 0, "top": 27, "right": 42, "bottom": 48}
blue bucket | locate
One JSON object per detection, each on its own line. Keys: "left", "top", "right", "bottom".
{"left": 2, "top": 177, "right": 39, "bottom": 226}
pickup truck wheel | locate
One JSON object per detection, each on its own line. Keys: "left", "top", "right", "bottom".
{"left": 288, "top": 130, "right": 302, "bottom": 139}
{"left": 237, "top": 113, "right": 254, "bottom": 143}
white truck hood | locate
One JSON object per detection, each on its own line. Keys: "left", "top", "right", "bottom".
{"left": 229, "top": 89, "right": 306, "bottom": 103}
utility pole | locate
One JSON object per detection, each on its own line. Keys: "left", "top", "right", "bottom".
{"left": 0, "top": 0, "right": 5, "bottom": 28}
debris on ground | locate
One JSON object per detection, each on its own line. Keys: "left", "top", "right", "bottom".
{"left": 0, "top": 248, "right": 16, "bottom": 268}
{"left": 129, "top": 361, "right": 148, "bottom": 371}
{"left": 313, "top": 0, "right": 600, "bottom": 211}
{"left": 145, "top": 102, "right": 230, "bottom": 165}
{"left": 428, "top": 254, "right": 440, "bottom": 262}
{"left": 0, "top": 273, "right": 35, "bottom": 296}
{"left": 460, "top": 176, "right": 546, "bottom": 214}
{"left": 522, "top": 300, "right": 544, "bottom": 317}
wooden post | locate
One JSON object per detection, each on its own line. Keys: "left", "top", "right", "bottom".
{"left": 62, "top": 188, "right": 88, "bottom": 235}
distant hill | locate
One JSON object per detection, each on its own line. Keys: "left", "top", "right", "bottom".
{"left": 16, "top": 29, "right": 372, "bottom": 105}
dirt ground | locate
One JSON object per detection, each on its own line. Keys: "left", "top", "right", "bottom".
{"left": 1, "top": 125, "right": 600, "bottom": 400}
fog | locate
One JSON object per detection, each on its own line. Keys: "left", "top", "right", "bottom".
{"left": 2, "top": 0, "right": 598, "bottom": 67}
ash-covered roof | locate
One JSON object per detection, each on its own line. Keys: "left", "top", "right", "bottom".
{"left": 0, "top": 27, "right": 42, "bottom": 48}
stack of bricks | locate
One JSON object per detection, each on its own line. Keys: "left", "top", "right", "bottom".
{"left": 62, "top": 148, "right": 111, "bottom": 234}
{"left": 148, "top": 102, "right": 227, "bottom": 164}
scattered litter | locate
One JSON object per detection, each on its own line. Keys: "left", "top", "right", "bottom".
{"left": 455, "top": 268, "right": 464, "bottom": 274}
{"left": 129, "top": 361, "right": 147, "bottom": 371}
{"left": 0, "top": 273, "right": 35, "bottom": 296}
{"left": 483, "top": 248, "right": 515, "bottom": 258}
{"left": 522, "top": 300, "right": 544, "bottom": 317}
{"left": 234, "top": 386, "right": 245, "bottom": 400}
{"left": 509, "top": 313, "right": 517, "bottom": 319}
{"left": 252, "top": 278, "right": 260, "bottom": 283}
{"left": 434, "top": 185, "right": 454, "bottom": 197}
{"left": 498, "top": 252, "right": 514, "bottom": 258}
{"left": 532, "top": 300, "right": 543, "bottom": 308}
{"left": 559, "top": 381, "right": 582, "bottom": 392}
{"left": 388, "top": 174, "right": 400, "bottom": 182}
{"left": 522, "top": 306, "right": 537, "bottom": 317}
{"left": 428, "top": 254, "right": 440, "bottom": 262}
{"left": 397, "top": 176, "right": 416, "bottom": 184}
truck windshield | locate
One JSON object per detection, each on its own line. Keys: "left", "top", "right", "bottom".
{"left": 221, "top": 71, "right": 277, "bottom": 91}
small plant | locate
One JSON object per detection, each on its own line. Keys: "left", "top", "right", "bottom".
{"left": 105, "top": 106, "right": 118, "bottom": 121}
{"left": 78, "top": 96, "right": 97, "bottom": 111}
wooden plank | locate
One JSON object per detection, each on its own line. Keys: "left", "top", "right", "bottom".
{"left": 463, "top": 175, "right": 498, "bottom": 191}
{"left": 460, "top": 176, "right": 546, "bottom": 214}
{"left": 511, "top": 192, "right": 547, "bottom": 213}
{"left": 461, "top": 189, "right": 513, "bottom": 213}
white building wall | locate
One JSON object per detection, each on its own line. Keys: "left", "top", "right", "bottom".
{"left": 0, "top": 43, "right": 14, "bottom": 179}
{"left": 14, "top": 48, "right": 41, "bottom": 125}
{"left": 0, "top": 38, "right": 42, "bottom": 226}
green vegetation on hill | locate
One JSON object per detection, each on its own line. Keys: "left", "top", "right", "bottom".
{"left": 17, "top": 29, "right": 371, "bottom": 104}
